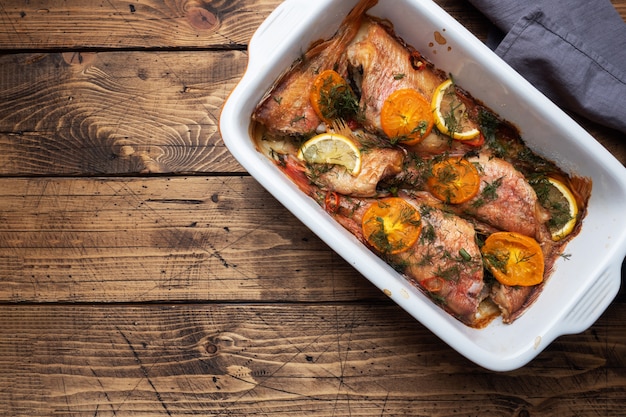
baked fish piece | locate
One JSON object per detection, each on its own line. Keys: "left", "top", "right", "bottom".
{"left": 252, "top": 0, "right": 379, "bottom": 136}
{"left": 346, "top": 20, "right": 445, "bottom": 134}
{"left": 328, "top": 191, "right": 490, "bottom": 327}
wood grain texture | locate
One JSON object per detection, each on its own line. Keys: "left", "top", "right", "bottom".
{"left": 0, "top": 176, "right": 378, "bottom": 302}
{"left": 0, "top": 0, "right": 280, "bottom": 49}
{"left": 0, "top": 50, "right": 246, "bottom": 175}
{"left": 0, "top": 303, "right": 624, "bottom": 416}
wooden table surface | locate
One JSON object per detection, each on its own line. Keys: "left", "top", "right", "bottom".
{"left": 0, "top": 0, "right": 625, "bottom": 415}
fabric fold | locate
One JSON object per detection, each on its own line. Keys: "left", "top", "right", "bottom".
{"left": 468, "top": 0, "right": 626, "bottom": 134}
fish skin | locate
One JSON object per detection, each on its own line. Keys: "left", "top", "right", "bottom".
{"left": 461, "top": 153, "right": 551, "bottom": 242}
{"left": 311, "top": 146, "right": 404, "bottom": 197}
{"left": 491, "top": 282, "right": 539, "bottom": 323}
{"left": 252, "top": 0, "right": 379, "bottom": 136}
{"left": 346, "top": 21, "right": 445, "bottom": 133}
{"left": 331, "top": 191, "right": 487, "bottom": 326}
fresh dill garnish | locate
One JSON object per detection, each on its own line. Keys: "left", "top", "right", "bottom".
{"left": 417, "top": 249, "right": 435, "bottom": 266}
{"left": 435, "top": 265, "right": 461, "bottom": 282}
{"left": 472, "top": 176, "right": 503, "bottom": 208}
{"left": 479, "top": 109, "right": 507, "bottom": 157}
{"left": 483, "top": 251, "right": 508, "bottom": 274}
{"left": 419, "top": 223, "right": 436, "bottom": 243}
{"left": 290, "top": 114, "right": 306, "bottom": 125}
{"left": 513, "top": 250, "right": 536, "bottom": 265}
{"left": 318, "top": 75, "right": 360, "bottom": 122}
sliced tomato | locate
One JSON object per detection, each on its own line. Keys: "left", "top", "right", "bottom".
{"left": 481, "top": 232, "right": 545, "bottom": 287}
{"left": 380, "top": 88, "right": 434, "bottom": 145}
{"left": 427, "top": 157, "right": 481, "bottom": 204}
{"left": 309, "top": 69, "right": 358, "bottom": 123}
{"left": 361, "top": 197, "right": 422, "bottom": 254}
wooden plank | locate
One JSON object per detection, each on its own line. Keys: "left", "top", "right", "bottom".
{"left": 0, "top": 50, "right": 247, "bottom": 175}
{"left": 0, "top": 176, "right": 380, "bottom": 303}
{"left": 0, "top": 303, "right": 624, "bottom": 416}
{"left": 0, "top": 0, "right": 281, "bottom": 49}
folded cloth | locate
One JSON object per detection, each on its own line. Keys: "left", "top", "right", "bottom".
{"left": 468, "top": 0, "right": 626, "bottom": 134}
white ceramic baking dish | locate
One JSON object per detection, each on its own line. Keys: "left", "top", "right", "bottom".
{"left": 220, "top": 0, "right": 626, "bottom": 371}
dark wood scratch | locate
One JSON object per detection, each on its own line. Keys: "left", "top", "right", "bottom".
{"left": 145, "top": 198, "right": 204, "bottom": 205}
{"left": 380, "top": 391, "right": 390, "bottom": 417}
{"left": 90, "top": 367, "right": 118, "bottom": 416}
{"left": 117, "top": 326, "right": 172, "bottom": 417}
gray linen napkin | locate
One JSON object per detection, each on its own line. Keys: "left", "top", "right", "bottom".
{"left": 468, "top": 0, "right": 626, "bottom": 134}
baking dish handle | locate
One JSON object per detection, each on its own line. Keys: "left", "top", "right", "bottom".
{"left": 247, "top": 0, "right": 331, "bottom": 70}
{"left": 558, "top": 263, "right": 621, "bottom": 335}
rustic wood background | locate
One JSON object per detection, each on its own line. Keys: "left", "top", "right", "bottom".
{"left": 0, "top": 0, "right": 625, "bottom": 415}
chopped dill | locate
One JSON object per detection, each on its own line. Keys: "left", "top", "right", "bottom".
{"left": 483, "top": 251, "right": 508, "bottom": 274}
{"left": 417, "top": 249, "right": 435, "bottom": 267}
{"left": 435, "top": 265, "right": 461, "bottom": 282}
{"left": 479, "top": 109, "right": 508, "bottom": 158}
{"left": 529, "top": 176, "right": 574, "bottom": 230}
{"left": 472, "top": 176, "right": 503, "bottom": 208}
{"left": 318, "top": 75, "right": 360, "bottom": 122}
{"left": 514, "top": 250, "right": 536, "bottom": 265}
{"left": 290, "top": 114, "right": 306, "bottom": 125}
{"left": 420, "top": 223, "right": 436, "bottom": 243}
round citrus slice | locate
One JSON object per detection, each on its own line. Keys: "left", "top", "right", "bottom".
{"left": 297, "top": 132, "right": 362, "bottom": 176}
{"left": 481, "top": 232, "right": 545, "bottom": 287}
{"left": 380, "top": 88, "right": 434, "bottom": 145}
{"left": 431, "top": 79, "right": 480, "bottom": 141}
{"left": 362, "top": 197, "right": 422, "bottom": 254}
{"left": 309, "top": 69, "right": 359, "bottom": 123}
{"left": 545, "top": 177, "right": 579, "bottom": 241}
{"left": 427, "top": 157, "right": 481, "bottom": 204}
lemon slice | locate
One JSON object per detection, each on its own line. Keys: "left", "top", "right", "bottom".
{"left": 546, "top": 177, "right": 579, "bottom": 241}
{"left": 297, "top": 132, "right": 362, "bottom": 176}
{"left": 431, "top": 79, "right": 480, "bottom": 141}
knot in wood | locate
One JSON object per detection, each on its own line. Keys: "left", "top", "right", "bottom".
{"left": 205, "top": 342, "right": 219, "bottom": 355}
{"left": 186, "top": 6, "right": 220, "bottom": 31}
{"left": 61, "top": 52, "right": 96, "bottom": 69}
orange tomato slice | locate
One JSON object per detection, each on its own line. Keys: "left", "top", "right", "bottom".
{"left": 362, "top": 197, "right": 422, "bottom": 255}
{"left": 427, "top": 157, "right": 481, "bottom": 204}
{"left": 481, "top": 232, "right": 545, "bottom": 287}
{"left": 310, "top": 69, "right": 358, "bottom": 123}
{"left": 380, "top": 88, "right": 434, "bottom": 145}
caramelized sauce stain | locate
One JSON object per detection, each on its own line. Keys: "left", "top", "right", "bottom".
{"left": 434, "top": 31, "right": 447, "bottom": 45}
